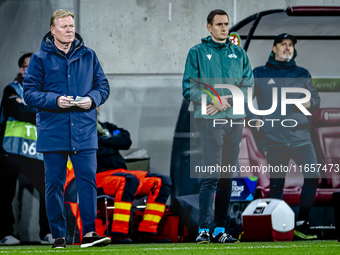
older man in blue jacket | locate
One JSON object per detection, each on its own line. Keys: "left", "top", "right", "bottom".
{"left": 23, "top": 10, "right": 110, "bottom": 248}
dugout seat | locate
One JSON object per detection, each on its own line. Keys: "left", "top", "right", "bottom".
{"left": 312, "top": 108, "right": 340, "bottom": 204}
{"left": 237, "top": 127, "right": 269, "bottom": 187}
{"left": 259, "top": 108, "right": 340, "bottom": 206}
{"left": 241, "top": 128, "right": 312, "bottom": 206}
{"left": 238, "top": 128, "right": 303, "bottom": 206}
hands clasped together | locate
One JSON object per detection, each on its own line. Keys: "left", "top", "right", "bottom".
{"left": 57, "top": 95, "right": 92, "bottom": 110}
{"left": 206, "top": 95, "right": 232, "bottom": 116}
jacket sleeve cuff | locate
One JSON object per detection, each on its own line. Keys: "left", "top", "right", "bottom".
{"left": 86, "top": 91, "right": 100, "bottom": 108}
{"left": 47, "top": 92, "right": 63, "bottom": 109}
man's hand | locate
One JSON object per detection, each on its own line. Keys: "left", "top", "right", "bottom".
{"left": 220, "top": 95, "right": 232, "bottom": 109}
{"left": 15, "top": 97, "right": 23, "bottom": 104}
{"left": 206, "top": 104, "right": 219, "bottom": 116}
{"left": 255, "top": 120, "right": 262, "bottom": 132}
{"left": 57, "top": 96, "right": 75, "bottom": 108}
{"left": 76, "top": 96, "right": 92, "bottom": 110}
{"left": 302, "top": 100, "right": 311, "bottom": 109}
{"left": 213, "top": 95, "right": 231, "bottom": 111}
{"left": 207, "top": 95, "right": 232, "bottom": 116}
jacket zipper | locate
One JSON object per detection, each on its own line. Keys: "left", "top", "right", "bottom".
{"left": 53, "top": 44, "right": 82, "bottom": 153}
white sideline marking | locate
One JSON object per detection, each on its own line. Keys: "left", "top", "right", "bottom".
{"left": 1, "top": 243, "right": 339, "bottom": 253}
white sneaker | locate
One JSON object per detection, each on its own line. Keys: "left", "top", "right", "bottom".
{"left": 40, "top": 233, "right": 55, "bottom": 245}
{"left": 0, "top": 235, "right": 20, "bottom": 245}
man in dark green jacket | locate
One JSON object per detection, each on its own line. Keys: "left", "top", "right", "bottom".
{"left": 182, "top": 9, "right": 254, "bottom": 244}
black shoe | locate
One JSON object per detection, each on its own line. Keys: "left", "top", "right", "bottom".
{"left": 196, "top": 231, "right": 210, "bottom": 244}
{"left": 80, "top": 233, "right": 111, "bottom": 248}
{"left": 111, "top": 234, "right": 133, "bottom": 244}
{"left": 211, "top": 232, "right": 240, "bottom": 243}
{"left": 52, "top": 238, "right": 66, "bottom": 249}
{"left": 294, "top": 222, "right": 317, "bottom": 240}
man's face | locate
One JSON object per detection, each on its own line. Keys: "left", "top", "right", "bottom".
{"left": 51, "top": 15, "right": 75, "bottom": 44}
{"left": 272, "top": 39, "right": 294, "bottom": 62}
{"left": 207, "top": 15, "right": 229, "bottom": 43}
{"left": 19, "top": 57, "right": 30, "bottom": 77}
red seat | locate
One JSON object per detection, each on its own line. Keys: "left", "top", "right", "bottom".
{"left": 312, "top": 108, "right": 340, "bottom": 203}
{"left": 237, "top": 127, "right": 269, "bottom": 189}
{"left": 257, "top": 159, "right": 304, "bottom": 207}
{"left": 281, "top": 160, "right": 304, "bottom": 206}
{"left": 237, "top": 127, "right": 324, "bottom": 206}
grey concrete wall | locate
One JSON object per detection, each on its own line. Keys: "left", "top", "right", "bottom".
{"left": 102, "top": 74, "right": 183, "bottom": 174}
{"left": 80, "top": 0, "right": 236, "bottom": 74}
{"left": 0, "top": 0, "right": 79, "bottom": 98}
{"left": 80, "top": 0, "right": 340, "bottom": 74}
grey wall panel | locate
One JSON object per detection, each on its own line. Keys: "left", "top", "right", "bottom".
{"left": 100, "top": 74, "right": 183, "bottom": 174}
{"left": 0, "top": 0, "right": 78, "bottom": 99}
{"left": 79, "top": 0, "right": 234, "bottom": 74}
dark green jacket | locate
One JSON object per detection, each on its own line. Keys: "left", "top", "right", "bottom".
{"left": 182, "top": 36, "right": 254, "bottom": 119}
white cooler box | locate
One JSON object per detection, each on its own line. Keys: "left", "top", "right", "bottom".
{"left": 242, "top": 198, "right": 294, "bottom": 241}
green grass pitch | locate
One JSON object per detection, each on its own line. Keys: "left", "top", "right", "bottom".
{"left": 1, "top": 241, "right": 340, "bottom": 255}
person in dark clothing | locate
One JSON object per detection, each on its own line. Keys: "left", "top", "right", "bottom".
{"left": 0, "top": 53, "right": 52, "bottom": 245}
{"left": 97, "top": 120, "right": 131, "bottom": 172}
{"left": 248, "top": 33, "right": 320, "bottom": 239}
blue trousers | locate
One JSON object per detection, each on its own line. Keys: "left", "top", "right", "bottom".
{"left": 44, "top": 150, "right": 97, "bottom": 239}
{"left": 197, "top": 119, "right": 243, "bottom": 230}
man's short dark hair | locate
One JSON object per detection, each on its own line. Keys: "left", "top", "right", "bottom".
{"left": 207, "top": 9, "right": 229, "bottom": 25}
{"left": 18, "top": 53, "right": 33, "bottom": 67}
